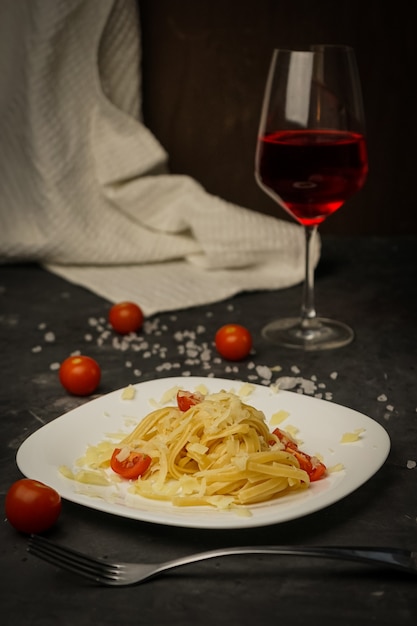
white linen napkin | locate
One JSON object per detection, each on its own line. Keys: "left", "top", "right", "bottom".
{"left": 0, "top": 0, "right": 318, "bottom": 315}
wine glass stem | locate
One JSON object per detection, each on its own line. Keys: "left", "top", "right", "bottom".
{"left": 301, "top": 225, "right": 318, "bottom": 328}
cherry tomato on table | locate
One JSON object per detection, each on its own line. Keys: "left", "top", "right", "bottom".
{"left": 110, "top": 447, "right": 152, "bottom": 480}
{"left": 59, "top": 355, "right": 101, "bottom": 396}
{"left": 109, "top": 301, "right": 144, "bottom": 334}
{"left": 215, "top": 324, "right": 253, "bottom": 361}
{"left": 5, "top": 478, "right": 62, "bottom": 534}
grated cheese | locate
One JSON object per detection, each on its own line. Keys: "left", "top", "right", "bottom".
{"left": 270, "top": 409, "right": 290, "bottom": 425}
{"left": 121, "top": 384, "right": 136, "bottom": 400}
{"left": 340, "top": 428, "right": 366, "bottom": 443}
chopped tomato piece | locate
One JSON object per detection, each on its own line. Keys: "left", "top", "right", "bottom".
{"left": 110, "top": 447, "right": 151, "bottom": 479}
{"left": 177, "top": 390, "right": 204, "bottom": 412}
{"left": 309, "top": 459, "right": 327, "bottom": 481}
{"left": 291, "top": 449, "right": 314, "bottom": 475}
{"left": 271, "top": 427, "right": 297, "bottom": 449}
{"left": 270, "top": 427, "right": 326, "bottom": 482}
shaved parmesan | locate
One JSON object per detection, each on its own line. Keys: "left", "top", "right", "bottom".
{"left": 159, "top": 385, "right": 181, "bottom": 404}
{"left": 238, "top": 382, "right": 256, "bottom": 397}
{"left": 340, "top": 428, "right": 365, "bottom": 443}
{"left": 121, "top": 384, "right": 136, "bottom": 400}
{"left": 328, "top": 463, "right": 345, "bottom": 473}
{"left": 270, "top": 409, "right": 290, "bottom": 425}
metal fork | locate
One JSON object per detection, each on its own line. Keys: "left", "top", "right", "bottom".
{"left": 27, "top": 535, "right": 417, "bottom": 586}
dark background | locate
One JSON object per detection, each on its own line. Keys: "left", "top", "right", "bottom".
{"left": 138, "top": 0, "right": 416, "bottom": 235}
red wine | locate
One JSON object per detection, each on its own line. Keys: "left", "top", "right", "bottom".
{"left": 256, "top": 129, "right": 368, "bottom": 226}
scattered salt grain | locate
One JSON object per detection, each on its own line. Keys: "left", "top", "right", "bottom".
{"left": 377, "top": 394, "right": 388, "bottom": 402}
{"left": 330, "top": 371, "right": 338, "bottom": 380}
{"left": 32, "top": 345, "right": 42, "bottom": 353}
{"left": 299, "top": 379, "right": 317, "bottom": 395}
{"left": 406, "top": 460, "right": 416, "bottom": 470}
{"left": 156, "top": 362, "right": 174, "bottom": 372}
{"left": 50, "top": 362, "right": 60, "bottom": 371}
{"left": 44, "top": 331, "right": 55, "bottom": 342}
{"left": 274, "top": 376, "right": 318, "bottom": 395}
{"left": 200, "top": 346, "right": 211, "bottom": 360}
{"left": 255, "top": 365, "right": 272, "bottom": 381}
{"left": 275, "top": 376, "right": 299, "bottom": 390}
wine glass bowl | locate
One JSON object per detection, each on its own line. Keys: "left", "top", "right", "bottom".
{"left": 255, "top": 45, "right": 368, "bottom": 350}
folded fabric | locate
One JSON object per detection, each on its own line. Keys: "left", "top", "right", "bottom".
{"left": 0, "top": 0, "right": 318, "bottom": 315}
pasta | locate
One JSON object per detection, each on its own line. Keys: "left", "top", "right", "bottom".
{"left": 98, "top": 390, "right": 311, "bottom": 509}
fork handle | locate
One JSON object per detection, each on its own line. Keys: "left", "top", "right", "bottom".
{"left": 157, "top": 546, "right": 416, "bottom": 576}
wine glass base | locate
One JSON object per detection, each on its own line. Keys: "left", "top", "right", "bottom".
{"left": 262, "top": 317, "right": 354, "bottom": 351}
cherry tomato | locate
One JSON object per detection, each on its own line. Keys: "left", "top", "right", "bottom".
{"left": 309, "top": 460, "right": 327, "bottom": 481}
{"left": 59, "top": 355, "right": 101, "bottom": 396}
{"left": 110, "top": 447, "right": 152, "bottom": 480}
{"left": 177, "top": 390, "right": 204, "bottom": 412}
{"left": 215, "top": 324, "right": 253, "bottom": 361}
{"left": 5, "top": 479, "right": 62, "bottom": 534}
{"left": 271, "top": 427, "right": 327, "bottom": 482}
{"left": 109, "top": 302, "right": 144, "bottom": 334}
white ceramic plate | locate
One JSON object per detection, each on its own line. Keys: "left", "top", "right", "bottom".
{"left": 16, "top": 376, "right": 390, "bottom": 529}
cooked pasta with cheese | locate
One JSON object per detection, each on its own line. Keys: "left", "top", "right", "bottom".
{"left": 90, "top": 390, "right": 311, "bottom": 508}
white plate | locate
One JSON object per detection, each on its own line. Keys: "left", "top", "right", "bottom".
{"left": 16, "top": 376, "right": 390, "bottom": 529}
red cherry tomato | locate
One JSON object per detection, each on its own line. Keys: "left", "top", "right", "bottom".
{"left": 109, "top": 302, "right": 144, "bottom": 334}
{"left": 271, "top": 427, "right": 327, "bottom": 482}
{"left": 5, "top": 479, "right": 62, "bottom": 534}
{"left": 176, "top": 390, "right": 204, "bottom": 412}
{"left": 309, "top": 460, "right": 327, "bottom": 482}
{"left": 59, "top": 355, "right": 101, "bottom": 396}
{"left": 110, "top": 447, "right": 152, "bottom": 480}
{"left": 215, "top": 324, "right": 253, "bottom": 361}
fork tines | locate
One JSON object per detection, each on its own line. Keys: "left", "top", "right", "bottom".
{"left": 27, "top": 534, "right": 119, "bottom": 584}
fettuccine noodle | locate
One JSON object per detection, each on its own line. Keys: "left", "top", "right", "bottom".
{"left": 108, "top": 390, "right": 310, "bottom": 508}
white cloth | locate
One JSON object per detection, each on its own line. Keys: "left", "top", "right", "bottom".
{"left": 0, "top": 0, "right": 318, "bottom": 315}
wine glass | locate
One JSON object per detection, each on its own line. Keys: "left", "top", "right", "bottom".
{"left": 255, "top": 45, "right": 368, "bottom": 350}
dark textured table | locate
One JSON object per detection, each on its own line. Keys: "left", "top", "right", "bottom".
{"left": 1, "top": 236, "right": 416, "bottom": 625}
